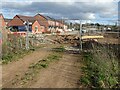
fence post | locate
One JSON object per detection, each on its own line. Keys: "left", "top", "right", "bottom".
{"left": 25, "top": 21, "right": 29, "bottom": 50}
{"left": 20, "top": 37, "right": 22, "bottom": 49}
{"left": 79, "top": 20, "right": 82, "bottom": 51}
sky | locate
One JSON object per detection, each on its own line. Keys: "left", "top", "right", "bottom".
{"left": 0, "top": 0, "right": 119, "bottom": 24}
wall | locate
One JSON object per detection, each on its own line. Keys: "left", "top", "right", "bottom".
{"left": 34, "top": 15, "right": 48, "bottom": 32}
{"left": 32, "top": 21, "right": 45, "bottom": 33}
{"left": 0, "top": 15, "right": 7, "bottom": 44}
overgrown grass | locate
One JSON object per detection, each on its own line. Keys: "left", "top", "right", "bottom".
{"left": 2, "top": 35, "right": 45, "bottom": 64}
{"left": 81, "top": 44, "right": 119, "bottom": 88}
{"left": 2, "top": 50, "right": 33, "bottom": 64}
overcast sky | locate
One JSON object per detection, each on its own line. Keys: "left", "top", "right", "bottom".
{"left": 0, "top": 0, "right": 119, "bottom": 24}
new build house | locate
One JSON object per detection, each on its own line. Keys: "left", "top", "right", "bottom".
{"left": 7, "top": 14, "right": 68, "bottom": 34}
{"left": 34, "top": 14, "right": 67, "bottom": 33}
{"left": 7, "top": 15, "right": 45, "bottom": 34}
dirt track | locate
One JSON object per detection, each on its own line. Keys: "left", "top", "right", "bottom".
{"left": 25, "top": 54, "right": 82, "bottom": 88}
{"left": 2, "top": 44, "right": 83, "bottom": 88}
{"left": 2, "top": 48, "right": 51, "bottom": 88}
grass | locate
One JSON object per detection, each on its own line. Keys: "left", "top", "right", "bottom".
{"left": 2, "top": 50, "right": 33, "bottom": 64}
{"left": 29, "top": 53, "right": 62, "bottom": 69}
{"left": 80, "top": 44, "right": 119, "bottom": 88}
{"left": 2, "top": 38, "right": 45, "bottom": 64}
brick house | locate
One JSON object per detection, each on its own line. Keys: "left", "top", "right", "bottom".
{"left": 34, "top": 14, "right": 67, "bottom": 33}
{"left": 0, "top": 14, "right": 7, "bottom": 43}
{"left": 0, "top": 14, "right": 6, "bottom": 28}
{"left": 4, "top": 18, "right": 12, "bottom": 26}
{"left": 7, "top": 15, "right": 45, "bottom": 34}
{"left": 34, "top": 14, "right": 49, "bottom": 32}
{"left": 7, "top": 14, "right": 67, "bottom": 34}
{"left": 32, "top": 20, "right": 45, "bottom": 33}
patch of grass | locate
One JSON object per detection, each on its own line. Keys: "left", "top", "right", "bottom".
{"left": 40, "top": 63, "right": 48, "bottom": 68}
{"left": 80, "top": 76, "right": 90, "bottom": 85}
{"left": 29, "top": 53, "right": 61, "bottom": 69}
{"left": 2, "top": 50, "right": 32, "bottom": 64}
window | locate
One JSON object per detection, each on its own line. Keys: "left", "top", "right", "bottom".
{"left": 35, "top": 26, "right": 38, "bottom": 32}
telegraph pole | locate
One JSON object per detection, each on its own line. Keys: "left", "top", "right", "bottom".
{"left": 79, "top": 20, "right": 82, "bottom": 51}
{"left": 25, "top": 20, "right": 29, "bottom": 50}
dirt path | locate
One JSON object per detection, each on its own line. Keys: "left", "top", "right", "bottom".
{"left": 2, "top": 44, "right": 83, "bottom": 88}
{"left": 2, "top": 48, "right": 51, "bottom": 88}
{"left": 24, "top": 53, "right": 83, "bottom": 88}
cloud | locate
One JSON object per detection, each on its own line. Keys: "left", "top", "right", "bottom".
{"left": 1, "top": 0, "right": 118, "bottom": 20}
{"left": 2, "top": 0, "right": 116, "bottom": 2}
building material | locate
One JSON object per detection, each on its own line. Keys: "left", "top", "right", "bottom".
{"left": 82, "top": 35, "right": 104, "bottom": 39}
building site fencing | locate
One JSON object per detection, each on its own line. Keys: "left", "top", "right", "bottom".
{"left": 0, "top": 18, "right": 119, "bottom": 87}
{"left": 1, "top": 19, "right": 119, "bottom": 54}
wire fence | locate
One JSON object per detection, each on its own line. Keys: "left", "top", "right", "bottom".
{"left": 0, "top": 18, "right": 119, "bottom": 57}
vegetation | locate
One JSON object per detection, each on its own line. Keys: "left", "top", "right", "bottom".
{"left": 2, "top": 49, "right": 32, "bottom": 64}
{"left": 29, "top": 53, "right": 62, "bottom": 69}
{"left": 81, "top": 44, "right": 119, "bottom": 88}
{"left": 2, "top": 36, "right": 32, "bottom": 64}
{"left": 2, "top": 34, "right": 45, "bottom": 64}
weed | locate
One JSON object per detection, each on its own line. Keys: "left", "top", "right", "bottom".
{"left": 2, "top": 50, "right": 32, "bottom": 64}
{"left": 40, "top": 63, "right": 48, "bottom": 68}
{"left": 81, "top": 43, "right": 119, "bottom": 88}
{"left": 80, "top": 76, "right": 90, "bottom": 85}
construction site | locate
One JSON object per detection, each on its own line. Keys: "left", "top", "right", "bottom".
{"left": 0, "top": 16, "right": 119, "bottom": 89}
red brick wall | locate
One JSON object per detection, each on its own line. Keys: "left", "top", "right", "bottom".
{"left": 32, "top": 21, "right": 45, "bottom": 33}
{"left": 34, "top": 15, "right": 48, "bottom": 31}
{"left": 0, "top": 15, "right": 6, "bottom": 27}
{"left": 0, "top": 15, "right": 7, "bottom": 43}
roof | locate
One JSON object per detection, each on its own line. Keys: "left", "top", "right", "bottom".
{"left": 45, "top": 16, "right": 55, "bottom": 21}
{"left": 35, "top": 14, "right": 55, "bottom": 21}
{"left": 37, "top": 20, "right": 46, "bottom": 26}
{"left": 34, "top": 14, "right": 49, "bottom": 27}
{"left": 0, "top": 13, "right": 4, "bottom": 18}
{"left": 35, "top": 14, "right": 48, "bottom": 20}
{"left": 0, "top": 13, "right": 3, "bottom": 16}
{"left": 0, "top": 14, "right": 2, "bottom": 16}
{"left": 8, "top": 15, "right": 37, "bottom": 26}
{"left": 4, "top": 18, "right": 12, "bottom": 22}
{"left": 16, "top": 15, "right": 36, "bottom": 23}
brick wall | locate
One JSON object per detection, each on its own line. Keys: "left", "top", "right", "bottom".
{"left": 32, "top": 20, "right": 45, "bottom": 33}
